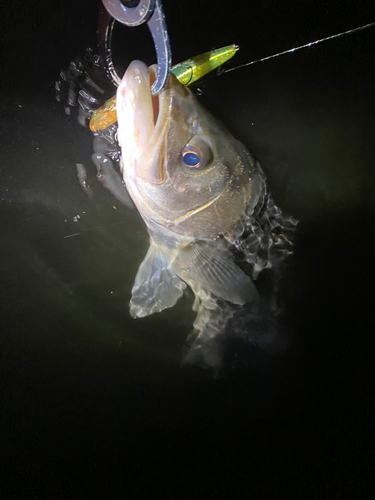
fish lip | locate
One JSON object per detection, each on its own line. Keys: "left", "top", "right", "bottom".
{"left": 117, "top": 60, "right": 171, "bottom": 184}
{"left": 116, "top": 60, "right": 154, "bottom": 153}
{"left": 135, "top": 62, "right": 171, "bottom": 184}
{"left": 122, "top": 61, "right": 166, "bottom": 142}
{"left": 134, "top": 61, "right": 169, "bottom": 144}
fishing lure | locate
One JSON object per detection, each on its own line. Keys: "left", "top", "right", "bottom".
{"left": 89, "top": 44, "right": 238, "bottom": 132}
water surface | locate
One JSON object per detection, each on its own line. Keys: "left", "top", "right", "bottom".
{"left": 1, "top": 1, "right": 374, "bottom": 496}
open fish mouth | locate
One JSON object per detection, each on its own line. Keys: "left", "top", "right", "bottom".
{"left": 116, "top": 61, "right": 170, "bottom": 184}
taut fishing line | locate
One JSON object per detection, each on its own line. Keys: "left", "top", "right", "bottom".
{"left": 224, "top": 22, "right": 375, "bottom": 74}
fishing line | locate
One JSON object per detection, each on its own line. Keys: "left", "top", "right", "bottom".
{"left": 64, "top": 220, "right": 127, "bottom": 238}
{"left": 224, "top": 22, "right": 375, "bottom": 74}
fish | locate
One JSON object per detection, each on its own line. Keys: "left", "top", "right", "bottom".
{"left": 116, "top": 60, "right": 297, "bottom": 344}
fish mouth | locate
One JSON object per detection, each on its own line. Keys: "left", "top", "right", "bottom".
{"left": 117, "top": 61, "right": 170, "bottom": 184}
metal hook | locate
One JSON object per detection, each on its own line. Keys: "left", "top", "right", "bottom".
{"left": 101, "top": 0, "right": 171, "bottom": 95}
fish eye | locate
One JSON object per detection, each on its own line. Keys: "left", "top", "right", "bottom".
{"left": 181, "top": 137, "right": 212, "bottom": 172}
{"left": 183, "top": 151, "right": 201, "bottom": 167}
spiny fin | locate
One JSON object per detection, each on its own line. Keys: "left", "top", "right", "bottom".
{"left": 130, "top": 244, "right": 187, "bottom": 318}
{"left": 172, "top": 241, "right": 257, "bottom": 305}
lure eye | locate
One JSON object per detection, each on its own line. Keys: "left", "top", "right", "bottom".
{"left": 181, "top": 137, "right": 212, "bottom": 172}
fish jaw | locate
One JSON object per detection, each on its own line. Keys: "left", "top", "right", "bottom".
{"left": 116, "top": 61, "right": 170, "bottom": 186}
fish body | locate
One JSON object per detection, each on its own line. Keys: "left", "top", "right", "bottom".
{"left": 116, "top": 60, "right": 295, "bottom": 338}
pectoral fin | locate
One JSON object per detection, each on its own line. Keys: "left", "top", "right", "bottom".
{"left": 172, "top": 241, "right": 257, "bottom": 305}
{"left": 130, "top": 244, "right": 187, "bottom": 318}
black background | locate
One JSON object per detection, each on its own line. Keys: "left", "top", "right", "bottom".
{"left": 1, "top": 1, "right": 375, "bottom": 498}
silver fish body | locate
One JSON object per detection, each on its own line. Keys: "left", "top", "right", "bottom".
{"left": 116, "top": 61, "right": 296, "bottom": 337}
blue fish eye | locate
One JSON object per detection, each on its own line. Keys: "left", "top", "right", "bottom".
{"left": 183, "top": 152, "right": 200, "bottom": 167}
{"left": 181, "top": 138, "right": 212, "bottom": 172}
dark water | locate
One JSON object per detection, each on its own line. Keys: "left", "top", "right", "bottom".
{"left": 1, "top": 1, "right": 374, "bottom": 497}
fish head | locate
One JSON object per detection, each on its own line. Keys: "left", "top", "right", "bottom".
{"left": 117, "top": 60, "right": 262, "bottom": 239}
